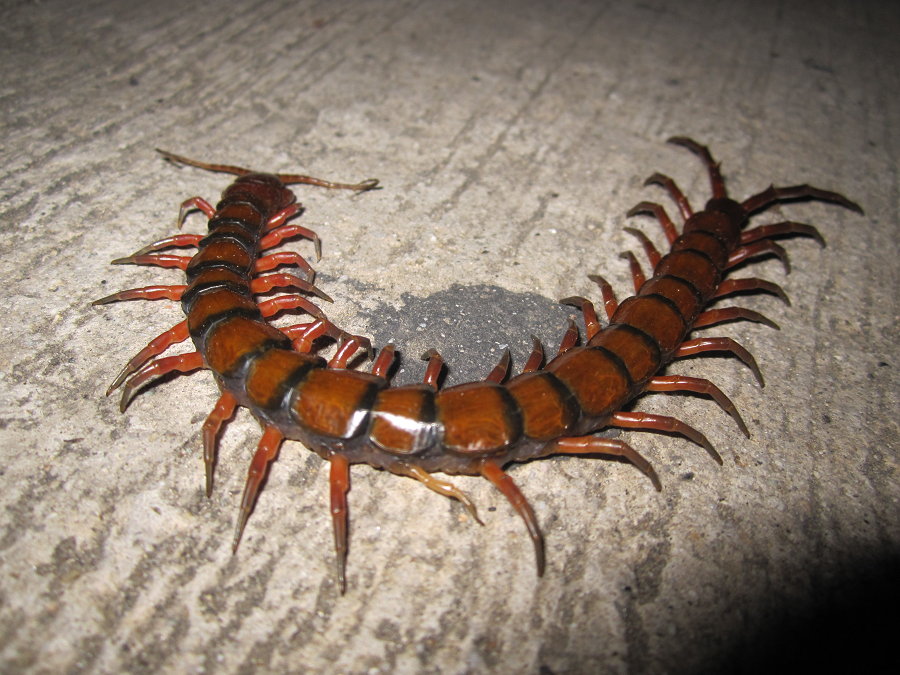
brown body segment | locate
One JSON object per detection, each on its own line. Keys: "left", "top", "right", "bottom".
{"left": 437, "top": 382, "right": 523, "bottom": 454}
{"left": 588, "top": 324, "right": 661, "bottom": 383}
{"left": 545, "top": 346, "right": 631, "bottom": 417}
{"left": 637, "top": 276, "right": 703, "bottom": 323}
{"left": 654, "top": 249, "right": 721, "bottom": 299}
{"left": 245, "top": 348, "right": 322, "bottom": 410}
{"left": 203, "top": 316, "right": 290, "bottom": 377}
{"left": 185, "top": 240, "right": 254, "bottom": 276}
{"left": 186, "top": 288, "right": 260, "bottom": 338}
{"left": 505, "top": 372, "right": 579, "bottom": 441}
{"left": 611, "top": 295, "right": 686, "bottom": 353}
{"left": 368, "top": 385, "right": 439, "bottom": 454}
{"left": 291, "top": 369, "right": 384, "bottom": 439}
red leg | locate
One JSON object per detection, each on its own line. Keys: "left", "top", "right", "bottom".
{"left": 106, "top": 320, "right": 190, "bottom": 394}
{"left": 93, "top": 285, "right": 185, "bottom": 305}
{"left": 485, "top": 348, "right": 511, "bottom": 383}
{"left": 647, "top": 375, "right": 749, "bottom": 437}
{"left": 371, "top": 344, "right": 395, "bottom": 378}
{"left": 627, "top": 201, "right": 679, "bottom": 244}
{"left": 250, "top": 273, "right": 331, "bottom": 301}
{"left": 422, "top": 349, "right": 444, "bottom": 388}
{"left": 259, "top": 224, "right": 322, "bottom": 261}
{"left": 694, "top": 307, "right": 779, "bottom": 331}
{"left": 264, "top": 203, "right": 302, "bottom": 232}
{"left": 551, "top": 436, "right": 661, "bottom": 491}
{"left": 253, "top": 252, "right": 316, "bottom": 283}
{"left": 257, "top": 295, "right": 325, "bottom": 320}
{"left": 712, "top": 278, "right": 789, "bottom": 305}
{"left": 741, "top": 184, "right": 863, "bottom": 216}
{"left": 479, "top": 459, "right": 544, "bottom": 576}
{"left": 645, "top": 173, "right": 693, "bottom": 221}
{"left": 624, "top": 227, "right": 662, "bottom": 269}
{"left": 611, "top": 411, "right": 722, "bottom": 465}
{"left": 202, "top": 392, "right": 237, "bottom": 497}
{"left": 727, "top": 240, "right": 790, "bottom": 274}
{"left": 741, "top": 221, "right": 826, "bottom": 247}
{"left": 329, "top": 337, "right": 363, "bottom": 369}
{"left": 329, "top": 453, "right": 351, "bottom": 594}
{"left": 673, "top": 337, "right": 764, "bottom": 387}
{"left": 667, "top": 137, "right": 727, "bottom": 200}
{"left": 130, "top": 234, "right": 203, "bottom": 256}
{"left": 560, "top": 297, "right": 601, "bottom": 340}
{"left": 556, "top": 319, "right": 579, "bottom": 357}
{"left": 620, "top": 251, "right": 646, "bottom": 292}
{"left": 522, "top": 336, "right": 544, "bottom": 373}
{"left": 232, "top": 426, "right": 284, "bottom": 552}
{"left": 391, "top": 461, "right": 483, "bottom": 525}
{"left": 588, "top": 274, "right": 618, "bottom": 320}
{"left": 177, "top": 197, "right": 216, "bottom": 228}
{"left": 278, "top": 172, "right": 379, "bottom": 192}
{"left": 110, "top": 254, "right": 192, "bottom": 271}
{"left": 118, "top": 351, "right": 204, "bottom": 412}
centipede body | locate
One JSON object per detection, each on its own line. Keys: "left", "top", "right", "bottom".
{"left": 93, "top": 138, "right": 862, "bottom": 591}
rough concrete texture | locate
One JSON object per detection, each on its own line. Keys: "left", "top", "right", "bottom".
{"left": 1, "top": 0, "right": 898, "bottom": 673}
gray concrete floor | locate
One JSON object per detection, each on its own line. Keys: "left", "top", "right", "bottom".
{"left": 1, "top": 0, "right": 899, "bottom": 673}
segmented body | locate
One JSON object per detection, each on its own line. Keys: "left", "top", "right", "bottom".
{"left": 95, "top": 139, "right": 861, "bottom": 591}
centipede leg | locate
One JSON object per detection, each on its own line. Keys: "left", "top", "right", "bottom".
{"left": 129, "top": 234, "right": 204, "bottom": 256}
{"left": 485, "top": 349, "right": 511, "bottom": 383}
{"left": 627, "top": 202, "right": 678, "bottom": 244}
{"left": 551, "top": 436, "right": 662, "bottom": 491}
{"left": 118, "top": 351, "right": 205, "bottom": 411}
{"left": 106, "top": 319, "right": 190, "bottom": 394}
{"left": 741, "top": 184, "right": 863, "bottom": 216}
{"left": 620, "top": 251, "right": 646, "bottom": 292}
{"left": 110, "top": 253, "right": 192, "bottom": 270}
{"left": 371, "top": 344, "right": 395, "bottom": 378}
{"left": 202, "top": 392, "right": 237, "bottom": 497}
{"left": 727, "top": 240, "right": 791, "bottom": 274}
{"left": 521, "top": 336, "right": 544, "bottom": 373}
{"left": 92, "top": 285, "right": 186, "bottom": 305}
{"left": 667, "top": 136, "right": 727, "bottom": 200}
{"left": 611, "top": 411, "right": 723, "bottom": 464}
{"left": 674, "top": 337, "right": 764, "bottom": 386}
{"left": 422, "top": 349, "right": 444, "bottom": 388}
{"left": 250, "top": 273, "right": 331, "bottom": 301}
{"left": 253, "top": 253, "right": 318, "bottom": 284}
{"left": 646, "top": 375, "right": 749, "bottom": 437}
{"left": 559, "top": 297, "right": 601, "bottom": 339}
{"left": 478, "top": 459, "right": 545, "bottom": 576}
{"left": 644, "top": 173, "right": 693, "bottom": 220}
{"left": 329, "top": 453, "right": 351, "bottom": 594}
{"left": 391, "top": 462, "right": 484, "bottom": 525}
{"left": 694, "top": 307, "right": 780, "bottom": 331}
{"left": 712, "top": 278, "right": 790, "bottom": 305}
{"left": 624, "top": 227, "right": 662, "bottom": 269}
{"left": 233, "top": 426, "right": 284, "bottom": 552}
{"left": 556, "top": 319, "right": 579, "bottom": 356}
{"left": 259, "top": 224, "right": 322, "bottom": 261}
{"left": 257, "top": 295, "right": 326, "bottom": 320}
{"left": 741, "top": 221, "right": 826, "bottom": 247}
{"left": 176, "top": 197, "right": 216, "bottom": 228}
{"left": 588, "top": 274, "right": 619, "bottom": 319}
{"left": 264, "top": 203, "right": 302, "bottom": 231}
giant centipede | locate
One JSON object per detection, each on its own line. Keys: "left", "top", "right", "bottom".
{"left": 94, "top": 138, "right": 862, "bottom": 592}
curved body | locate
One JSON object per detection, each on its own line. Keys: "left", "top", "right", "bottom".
{"left": 95, "top": 140, "right": 861, "bottom": 591}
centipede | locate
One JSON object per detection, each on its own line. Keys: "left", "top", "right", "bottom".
{"left": 94, "top": 138, "right": 862, "bottom": 592}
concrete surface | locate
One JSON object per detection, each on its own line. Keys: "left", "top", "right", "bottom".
{"left": 1, "top": 0, "right": 898, "bottom": 673}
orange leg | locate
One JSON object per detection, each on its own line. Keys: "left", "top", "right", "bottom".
{"left": 588, "top": 274, "right": 618, "bottom": 320}
{"left": 485, "top": 349, "right": 511, "bottom": 383}
{"left": 673, "top": 337, "right": 764, "bottom": 387}
{"left": 202, "top": 392, "right": 237, "bottom": 497}
{"left": 329, "top": 453, "right": 351, "bottom": 593}
{"left": 118, "top": 351, "right": 204, "bottom": 412}
{"left": 106, "top": 320, "right": 190, "bottom": 394}
{"left": 521, "top": 336, "right": 544, "bottom": 373}
{"left": 176, "top": 196, "right": 216, "bottom": 228}
{"left": 627, "top": 201, "right": 678, "bottom": 244}
{"left": 250, "top": 273, "right": 331, "bottom": 301}
{"left": 712, "top": 278, "right": 789, "bottom": 305}
{"left": 624, "top": 227, "right": 662, "bottom": 269}
{"left": 560, "top": 297, "right": 601, "bottom": 340}
{"left": 422, "top": 349, "right": 444, "bottom": 388}
{"left": 110, "top": 253, "right": 192, "bottom": 270}
{"left": 556, "top": 319, "right": 579, "bottom": 357}
{"left": 741, "top": 184, "right": 863, "bottom": 216}
{"left": 741, "top": 221, "right": 825, "bottom": 247}
{"left": 232, "top": 426, "right": 284, "bottom": 552}
{"left": 647, "top": 375, "right": 749, "bottom": 437}
{"left": 694, "top": 307, "right": 779, "bottom": 331}
{"left": 129, "top": 234, "right": 203, "bottom": 256}
{"left": 93, "top": 285, "right": 185, "bottom": 305}
{"left": 645, "top": 173, "right": 693, "bottom": 221}
{"left": 667, "top": 137, "right": 727, "bottom": 200}
{"left": 371, "top": 344, "right": 395, "bottom": 378}
{"left": 479, "top": 459, "right": 545, "bottom": 576}
{"left": 611, "top": 411, "right": 722, "bottom": 464}
{"left": 260, "top": 224, "right": 322, "bottom": 261}
{"left": 620, "top": 251, "right": 646, "bottom": 292}
{"left": 727, "top": 240, "right": 790, "bottom": 274}
{"left": 264, "top": 203, "right": 302, "bottom": 232}
{"left": 253, "top": 252, "right": 317, "bottom": 283}
{"left": 551, "top": 436, "right": 661, "bottom": 491}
